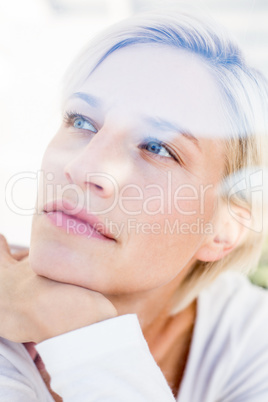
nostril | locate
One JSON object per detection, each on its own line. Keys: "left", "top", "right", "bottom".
{"left": 85, "top": 182, "right": 104, "bottom": 192}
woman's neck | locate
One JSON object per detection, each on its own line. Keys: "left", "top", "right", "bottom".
{"left": 109, "top": 288, "right": 197, "bottom": 397}
{"left": 143, "top": 298, "right": 197, "bottom": 397}
{"left": 106, "top": 264, "right": 192, "bottom": 329}
{"left": 106, "top": 276, "right": 197, "bottom": 356}
{"left": 142, "top": 298, "right": 197, "bottom": 359}
{"left": 107, "top": 286, "right": 197, "bottom": 398}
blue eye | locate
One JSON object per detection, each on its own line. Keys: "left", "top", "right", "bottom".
{"left": 143, "top": 140, "right": 173, "bottom": 158}
{"left": 73, "top": 116, "right": 97, "bottom": 133}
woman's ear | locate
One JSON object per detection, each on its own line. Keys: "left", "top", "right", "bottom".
{"left": 195, "top": 203, "right": 250, "bottom": 262}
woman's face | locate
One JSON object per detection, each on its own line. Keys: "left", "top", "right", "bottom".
{"left": 30, "top": 45, "right": 227, "bottom": 295}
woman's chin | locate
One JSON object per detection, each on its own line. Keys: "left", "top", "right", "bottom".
{"left": 28, "top": 237, "right": 116, "bottom": 294}
{"left": 29, "top": 240, "right": 74, "bottom": 281}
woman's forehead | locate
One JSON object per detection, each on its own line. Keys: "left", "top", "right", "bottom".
{"left": 71, "top": 45, "right": 230, "bottom": 140}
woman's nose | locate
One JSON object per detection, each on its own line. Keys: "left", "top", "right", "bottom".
{"left": 63, "top": 133, "right": 131, "bottom": 199}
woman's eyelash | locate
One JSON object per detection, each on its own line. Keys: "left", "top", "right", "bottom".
{"left": 63, "top": 111, "right": 97, "bottom": 132}
{"left": 63, "top": 111, "right": 82, "bottom": 124}
{"left": 139, "top": 137, "right": 181, "bottom": 164}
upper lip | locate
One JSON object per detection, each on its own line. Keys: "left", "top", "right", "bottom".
{"left": 43, "top": 199, "right": 115, "bottom": 241}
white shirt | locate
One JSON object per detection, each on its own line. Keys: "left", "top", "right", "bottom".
{"left": 0, "top": 270, "right": 268, "bottom": 401}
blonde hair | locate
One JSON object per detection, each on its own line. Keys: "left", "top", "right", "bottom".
{"left": 62, "top": 10, "right": 268, "bottom": 314}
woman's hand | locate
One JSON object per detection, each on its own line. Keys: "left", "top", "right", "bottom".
{"left": 0, "top": 234, "right": 118, "bottom": 344}
{"left": 10, "top": 244, "right": 29, "bottom": 261}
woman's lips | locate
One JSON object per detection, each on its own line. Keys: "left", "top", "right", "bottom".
{"left": 43, "top": 199, "right": 116, "bottom": 241}
{"left": 45, "top": 211, "right": 114, "bottom": 241}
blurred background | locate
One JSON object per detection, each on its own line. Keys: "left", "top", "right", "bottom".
{"left": 0, "top": 0, "right": 268, "bottom": 286}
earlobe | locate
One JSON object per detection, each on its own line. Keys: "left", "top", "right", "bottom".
{"left": 195, "top": 235, "right": 235, "bottom": 262}
{"left": 195, "top": 203, "right": 250, "bottom": 262}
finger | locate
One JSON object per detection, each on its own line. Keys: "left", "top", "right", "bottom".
{"left": 12, "top": 249, "right": 29, "bottom": 261}
{"left": 0, "top": 234, "right": 14, "bottom": 263}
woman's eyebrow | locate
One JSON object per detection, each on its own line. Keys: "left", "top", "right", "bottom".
{"left": 70, "top": 92, "right": 101, "bottom": 108}
{"left": 144, "top": 116, "right": 201, "bottom": 152}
